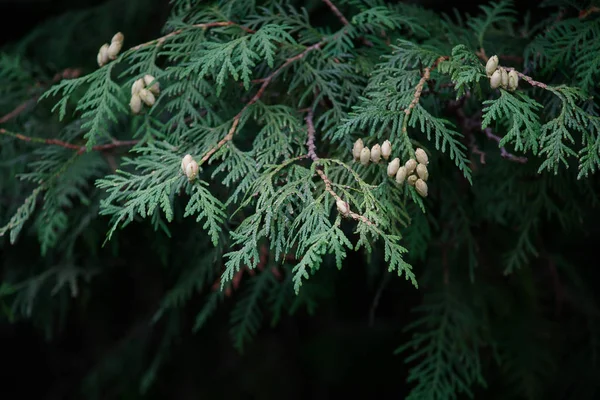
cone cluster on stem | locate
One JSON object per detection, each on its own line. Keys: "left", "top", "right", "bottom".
{"left": 486, "top": 55, "right": 518, "bottom": 92}
{"left": 393, "top": 148, "right": 429, "bottom": 197}
{"left": 130, "top": 75, "right": 160, "bottom": 114}
{"left": 353, "top": 139, "right": 393, "bottom": 166}
{"left": 97, "top": 32, "right": 124, "bottom": 67}
{"left": 181, "top": 154, "right": 199, "bottom": 182}
{"left": 353, "top": 139, "right": 429, "bottom": 198}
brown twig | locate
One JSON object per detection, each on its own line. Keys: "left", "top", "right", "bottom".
{"left": 0, "top": 128, "right": 138, "bottom": 154}
{"left": 504, "top": 67, "right": 549, "bottom": 89}
{"left": 305, "top": 109, "right": 374, "bottom": 226}
{"left": 477, "top": 48, "right": 549, "bottom": 90}
{"left": 321, "top": 0, "right": 373, "bottom": 47}
{"left": 579, "top": 6, "right": 600, "bottom": 19}
{"left": 1, "top": 68, "right": 82, "bottom": 125}
{"left": 402, "top": 56, "right": 448, "bottom": 134}
{"left": 322, "top": 0, "right": 350, "bottom": 26}
{"left": 211, "top": 244, "right": 282, "bottom": 297}
{"left": 199, "top": 42, "right": 324, "bottom": 165}
{"left": 482, "top": 127, "right": 528, "bottom": 163}
{"left": 129, "top": 21, "right": 254, "bottom": 52}
{"left": 0, "top": 100, "right": 37, "bottom": 124}
{"left": 448, "top": 97, "right": 527, "bottom": 164}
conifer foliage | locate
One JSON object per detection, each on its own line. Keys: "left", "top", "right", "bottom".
{"left": 1, "top": 0, "right": 600, "bottom": 398}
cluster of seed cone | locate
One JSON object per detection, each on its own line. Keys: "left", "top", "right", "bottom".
{"left": 181, "top": 154, "right": 199, "bottom": 182}
{"left": 387, "top": 148, "right": 429, "bottom": 197}
{"left": 486, "top": 55, "right": 518, "bottom": 91}
{"left": 352, "top": 139, "right": 429, "bottom": 198}
{"left": 130, "top": 75, "right": 160, "bottom": 114}
{"left": 352, "top": 139, "right": 393, "bottom": 165}
{"left": 97, "top": 32, "right": 124, "bottom": 67}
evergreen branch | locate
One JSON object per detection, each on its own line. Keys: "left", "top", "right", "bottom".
{"left": 320, "top": 0, "right": 374, "bottom": 47}
{"left": 505, "top": 67, "right": 548, "bottom": 90}
{"left": 402, "top": 56, "right": 449, "bottom": 134}
{"left": 0, "top": 98, "right": 38, "bottom": 124}
{"left": 0, "top": 68, "right": 81, "bottom": 124}
{"left": 0, "top": 128, "right": 138, "bottom": 154}
{"left": 449, "top": 98, "right": 528, "bottom": 164}
{"left": 305, "top": 109, "right": 374, "bottom": 226}
{"left": 129, "top": 21, "right": 255, "bottom": 52}
{"left": 322, "top": 0, "right": 350, "bottom": 26}
{"left": 199, "top": 41, "right": 324, "bottom": 165}
{"left": 478, "top": 49, "right": 548, "bottom": 89}
{"left": 483, "top": 127, "right": 528, "bottom": 163}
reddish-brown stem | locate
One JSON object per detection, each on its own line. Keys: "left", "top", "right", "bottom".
{"left": 0, "top": 128, "right": 138, "bottom": 154}
{"left": 305, "top": 109, "right": 373, "bottom": 226}
{"left": 320, "top": 0, "right": 374, "bottom": 47}
{"left": 322, "top": 0, "right": 350, "bottom": 26}
{"left": 402, "top": 56, "right": 448, "bottom": 134}
{"left": 199, "top": 41, "right": 324, "bottom": 165}
{"left": 0, "top": 100, "right": 37, "bottom": 124}
{"left": 1, "top": 68, "right": 82, "bottom": 125}
{"left": 477, "top": 48, "right": 548, "bottom": 89}
{"left": 482, "top": 127, "right": 528, "bottom": 163}
{"left": 129, "top": 21, "right": 254, "bottom": 51}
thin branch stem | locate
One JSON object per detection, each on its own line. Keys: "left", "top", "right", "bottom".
{"left": 199, "top": 41, "right": 324, "bottom": 165}
{"left": 482, "top": 127, "right": 528, "bottom": 163}
{"left": 129, "top": 21, "right": 254, "bottom": 52}
{"left": 402, "top": 56, "right": 448, "bottom": 134}
{"left": 0, "top": 99, "right": 37, "bottom": 124}
{"left": 322, "top": 0, "right": 350, "bottom": 26}
{"left": 504, "top": 67, "right": 548, "bottom": 89}
{"left": 477, "top": 48, "right": 548, "bottom": 89}
{"left": 305, "top": 109, "right": 373, "bottom": 226}
{"left": 321, "top": 0, "right": 374, "bottom": 47}
{"left": 0, "top": 128, "right": 138, "bottom": 154}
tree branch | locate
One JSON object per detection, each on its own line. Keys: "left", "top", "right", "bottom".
{"left": 402, "top": 56, "right": 448, "bottom": 134}
{"left": 0, "top": 128, "right": 138, "bottom": 154}
{"left": 322, "top": 0, "right": 350, "bottom": 26}
{"left": 199, "top": 41, "right": 324, "bottom": 165}
{"left": 305, "top": 109, "right": 374, "bottom": 226}
{"left": 129, "top": 21, "right": 254, "bottom": 52}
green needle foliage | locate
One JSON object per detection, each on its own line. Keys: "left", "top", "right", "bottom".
{"left": 1, "top": 0, "right": 600, "bottom": 398}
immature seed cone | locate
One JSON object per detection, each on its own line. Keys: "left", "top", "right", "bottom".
{"left": 143, "top": 74, "right": 160, "bottom": 95}
{"left": 387, "top": 158, "right": 400, "bottom": 177}
{"left": 138, "top": 89, "right": 156, "bottom": 106}
{"left": 416, "top": 163, "right": 429, "bottom": 181}
{"left": 490, "top": 69, "right": 502, "bottom": 89}
{"left": 485, "top": 55, "right": 499, "bottom": 77}
{"left": 405, "top": 159, "right": 417, "bottom": 174}
{"left": 415, "top": 178, "right": 428, "bottom": 197}
{"left": 415, "top": 148, "right": 428, "bottom": 165}
{"left": 371, "top": 144, "right": 382, "bottom": 163}
{"left": 360, "top": 147, "right": 371, "bottom": 166}
{"left": 107, "top": 32, "right": 124, "bottom": 60}
{"left": 407, "top": 174, "right": 418, "bottom": 186}
{"left": 353, "top": 139, "right": 364, "bottom": 161}
{"left": 501, "top": 68, "right": 509, "bottom": 89}
{"left": 129, "top": 94, "right": 142, "bottom": 114}
{"left": 131, "top": 78, "right": 145, "bottom": 96}
{"left": 97, "top": 44, "right": 110, "bottom": 67}
{"left": 381, "top": 140, "right": 392, "bottom": 160}
{"left": 186, "top": 160, "right": 199, "bottom": 181}
{"left": 336, "top": 199, "right": 350, "bottom": 216}
{"left": 395, "top": 166, "right": 407, "bottom": 184}
{"left": 181, "top": 154, "right": 193, "bottom": 173}
{"left": 508, "top": 70, "right": 519, "bottom": 91}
